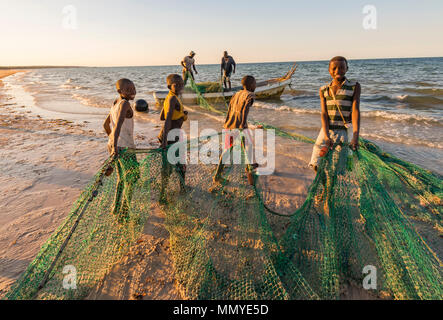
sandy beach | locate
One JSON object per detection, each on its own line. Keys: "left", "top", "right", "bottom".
{"left": 1, "top": 69, "right": 441, "bottom": 300}
{"left": 0, "top": 69, "right": 320, "bottom": 299}
{"left": 0, "top": 70, "right": 167, "bottom": 298}
{"left": 0, "top": 70, "right": 105, "bottom": 296}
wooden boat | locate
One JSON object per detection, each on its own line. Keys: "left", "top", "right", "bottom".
{"left": 153, "top": 63, "right": 297, "bottom": 106}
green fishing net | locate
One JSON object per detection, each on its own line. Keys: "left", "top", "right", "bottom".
{"left": 193, "top": 81, "right": 223, "bottom": 94}
{"left": 4, "top": 74, "right": 442, "bottom": 300}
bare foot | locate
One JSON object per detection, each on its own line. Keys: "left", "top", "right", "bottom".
{"left": 245, "top": 189, "right": 255, "bottom": 200}
{"left": 309, "top": 164, "right": 318, "bottom": 172}
{"left": 209, "top": 176, "right": 223, "bottom": 193}
{"left": 209, "top": 184, "right": 220, "bottom": 193}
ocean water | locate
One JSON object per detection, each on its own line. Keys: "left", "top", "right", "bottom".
{"left": 3, "top": 57, "right": 443, "bottom": 174}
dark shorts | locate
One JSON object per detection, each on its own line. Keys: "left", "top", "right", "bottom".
{"left": 223, "top": 69, "right": 232, "bottom": 80}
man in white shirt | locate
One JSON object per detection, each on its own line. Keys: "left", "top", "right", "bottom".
{"left": 181, "top": 51, "right": 198, "bottom": 85}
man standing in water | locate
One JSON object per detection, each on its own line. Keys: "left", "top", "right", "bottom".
{"left": 181, "top": 51, "right": 198, "bottom": 85}
{"left": 221, "top": 51, "right": 236, "bottom": 90}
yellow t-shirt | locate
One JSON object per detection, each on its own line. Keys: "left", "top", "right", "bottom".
{"left": 161, "top": 92, "right": 187, "bottom": 121}
{"left": 158, "top": 92, "right": 187, "bottom": 143}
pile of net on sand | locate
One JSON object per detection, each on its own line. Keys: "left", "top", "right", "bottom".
{"left": 183, "top": 81, "right": 223, "bottom": 94}
{"left": 4, "top": 76, "right": 442, "bottom": 300}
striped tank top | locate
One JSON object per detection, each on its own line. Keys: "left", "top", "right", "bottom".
{"left": 321, "top": 78, "right": 357, "bottom": 130}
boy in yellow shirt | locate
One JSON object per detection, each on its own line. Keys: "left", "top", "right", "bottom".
{"left": 158, "top": 74, "right": 188, "bottom": 201}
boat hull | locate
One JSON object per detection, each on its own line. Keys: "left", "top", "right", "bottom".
{"left": 153, "top": 78, "right": 291, "bottom": 106}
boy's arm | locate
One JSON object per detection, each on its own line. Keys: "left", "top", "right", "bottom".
{"left": 320, "top": 88, "right": 332, "bottom": 148}
{"left": 161, "top": 97, "right": 176, "bottom": 149}
{"left": 233, "top": 59, "right": 236, "bottom": 73}
{"left": 103, "top": 114, "right": 111, "bottom": 136}
{"left": 193, "top": 62, "right": 198, "bottom": 74}
{"left": 109, "top": 100, "right": 130, "bottom": 156}
{"left": 350, "top": 83, "right": 361, "bottom": 150}
{"left": 221, "top": 58, "right": 225, "bottom": 75}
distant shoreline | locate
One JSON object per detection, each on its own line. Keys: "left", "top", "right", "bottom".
{"left": 1, "top": 56, "right": 442, "bottom": 70}
{"left": 0, "top": 66, "right": 83, "bottom": 70}
{"left": 0, "top": 69, "right": 23, "bottom": 79}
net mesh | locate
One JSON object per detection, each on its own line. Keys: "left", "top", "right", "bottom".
{"left": 4, "top": 74, "right": 442, "bottom": 300}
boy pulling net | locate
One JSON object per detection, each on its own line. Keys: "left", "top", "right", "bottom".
{"left": 213, "top": 75, "right": 260, "bottom": 185}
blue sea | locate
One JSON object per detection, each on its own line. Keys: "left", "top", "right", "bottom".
{"left": 3, "top": 57, "right": 443, "bottom": 174}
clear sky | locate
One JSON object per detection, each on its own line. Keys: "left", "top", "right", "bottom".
{"left": 1, "top": 0, "right": 442, "bottom": 66}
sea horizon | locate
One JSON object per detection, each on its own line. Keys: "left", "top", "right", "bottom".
{"left": 2, "top": 55, "right": 443, "bottom": 69}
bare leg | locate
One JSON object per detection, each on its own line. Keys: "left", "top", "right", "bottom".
{"left": 111, "top": 159, "right": 124, "bottom": 215}
{"left": 213, "top": 147, "right": 232, "bottom": 182}
{"left": 183, "top": 70, "right": 188, "bottom": 86}
{"left": 160, "top": 151, "right": 171, "bottom": 204}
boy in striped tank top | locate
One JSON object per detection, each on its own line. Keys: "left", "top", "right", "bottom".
{"left": 309, "top": 56, "right": 361, "bottom": 172}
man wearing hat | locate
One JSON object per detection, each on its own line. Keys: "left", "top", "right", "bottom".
{"left": 181, "top": 51, "right": 198, "bottom": 85}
